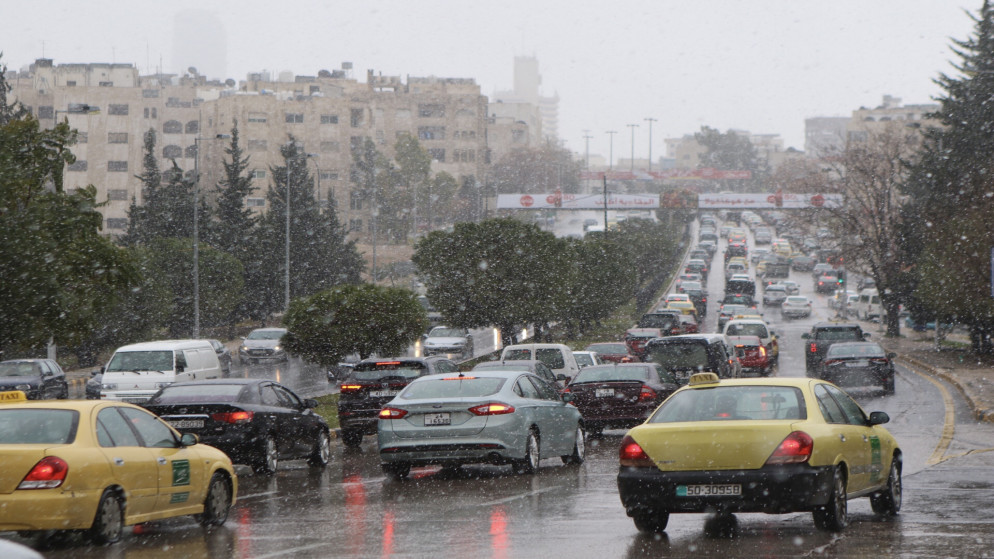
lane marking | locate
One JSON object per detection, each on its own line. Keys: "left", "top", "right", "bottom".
{"left": 476, "top": 485, "right": 562, "bottom": 507}
{"left": 900, "top": 361, "right": 955, "bottom": 465}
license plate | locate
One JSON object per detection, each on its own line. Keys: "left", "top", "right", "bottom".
{"left": 370, "top": 390, "right": 399, "bottom": 398}
{"left": 677, "top": 484, "right": 741, "bottom": 497}
{"left": 847, "top": 360, "right": 869, "bottom": 367}
{"left": 595, "top": 388, "right": 615, "bottom": 397}
{"left": 168, "top": 419, "right": 204, "bottom": 429}
{"left": 424, "top": 413, "right": 450, "bottom": 426}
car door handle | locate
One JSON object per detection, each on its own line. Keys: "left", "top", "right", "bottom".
{"left": 114, "top": 458, "right": 125, "bottom": 466}
{"left": 838, "top": 434, "right": 846, "bottom": 442}
{"left": 862, "top": 435, "right": 869, "bottom": 442}
{"left": 158, "top": 457, "right": 167, "bottom": 465}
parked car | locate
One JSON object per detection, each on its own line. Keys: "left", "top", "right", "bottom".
{"left": 618, "top": 373, "right": 902, "bottom": 533}
{"left": 644, "top": 334, "right": 737, "bottom": 385}
{"left": 782, "top": 295, "right": 814, "bottom": 319}
{"left": 854, "top": 288, "right": 883, "bottom": 321}
{"left": 338, "top": 356, "right": 458, "bottom": 447}
{"left": 817, "top": 342, "right": 897, "bottom": 394}
{"left": 376, "top": 370, "right": 585, "bottom": 478}
{"left": 473, "top": 359, "right": 565, "bottom": 388}
{"left": 585, "top": 342, "right": 635, "bottom": 364}
{"left": 802, "top": 322, "right": 870, "bottom": 374}
{"left": 422, "top": 326, "right": 473, "bottom": 359}
{"left": 563, "top": 363, "right": 679, "bottom": 436}
{"left": 143, "top": 379, "right": 331, "bottom": 475}
{"left": 625, "top": 328, "right": 662, "bottom": 361}
{"left": 0, "top": 359, "right": 68, "bottom": 400}
{"left": 208, "top": 339, "right": 232, "bottom": 376}
{"left": 726, "top": 335, "right": 772, "bottom": 376}
{"left": 239, "top": 328, "right": 289, "bottom": 364}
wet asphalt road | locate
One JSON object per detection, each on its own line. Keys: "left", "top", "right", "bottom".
{"left": 20, "top": 229, "right": 994, "bottom": 558}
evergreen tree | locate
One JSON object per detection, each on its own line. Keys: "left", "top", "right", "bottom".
{"left": 695, "top": 126, "right": 768, "bottom": 191}
{"left": 208, "top": 122, "right": 257, "bottom": 259}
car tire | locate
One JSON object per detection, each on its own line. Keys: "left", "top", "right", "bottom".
{"left": 59, "top": 383, "right": 69, "bottom": 399}
{"left": 307, "top": 430, "right": 332, "bottom": 468}
{"left": 883, "top": 376, "right": 896, "bottom": 395}
{"left": 631, "top": 510, "right": 670, "bottom": 533}
{"left": 813, "top": 467, "right": 848, "bottom": 532}
{"left": 341, "top": 429, "right": 363, "bottom": 448}
{"left": 196, "top": 473, "right": 232, "bottom": 527}
{"left": 513, "top": 431, "right": 540, "bottom": 475}
{"left": 870, "top": 457, "right": 902, "bottom": 516}
{"left": 561, "top": 425, "right": 586, "bottom": 465}
{"left": 88, "top": 490, "right": 124, "bottom": 545}
{"left": 253, "top": 436, "right": 278, "bottom": 476}
{"left": 382, "top": 462, "right": 411, "bottom": 480}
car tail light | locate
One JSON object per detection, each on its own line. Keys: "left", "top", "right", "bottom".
{"left": 378, "top": 407, "right": 408, "bottom": 419}
{"left": 670, "top": 327, "right": 681, "bottom": 335}
{"left": 340, "top": 384, "right": 363, "bottom": 393}
{"left": 766, "top": 431, "right": 814, "bottom": 465}
{"left": 638, "top": 386, "right": 657, "bottom": 401}
{"left": 870, "top": 357, "right": 890, "bottom": 364}
{"left": 822, "top": 359, "right": 843, "bottom": 366}
{"left": 18, "top": 456, "right": 69, "bottom": 489}
{"left": 619, "top": 435, "right": 654, "bottom": 467}
{"left": 809, "top": 343, "right": 817, "bottom": 353}
{"left": 468, "top": 402, "right": 515, "bottom": 416}
{"left": 211, "top": 411, "right": 254, "bottom": 424}
{"left": 759, "top": 346, "right": 767, "bottom": 357}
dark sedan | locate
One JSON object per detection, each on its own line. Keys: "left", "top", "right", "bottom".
{"left": 0, "top": 359, "right": 68, "bottom": 400}
{"left": 563, "top": 363, "right": 678, "bottom": 437}
{"left": 817, "top": 342, "right": 896, "bottom": 394}
{"left": 142, "top": 379, "right": 331, "bottom": 475}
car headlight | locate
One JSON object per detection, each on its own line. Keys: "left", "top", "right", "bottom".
{"left": 274, "top": 345, "right": 282, "bottom": 351}
{"left": 15, "top": 384, "right": 32, "bottom": 390}
{"left": 102, "top": 383, "right": 118, "bottom": 390}
{"left": 240, "top": 346, "right": 249, "bottom": 352}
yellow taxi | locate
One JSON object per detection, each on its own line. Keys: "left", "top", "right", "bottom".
{"left": 617, "top": 374, "right": 901, "bottom": 533}
{"left": 665, "top": 300, "right": 698, "bottom": 321}
{"left": 0, "top": 391, "right": 237, "bottom": 544}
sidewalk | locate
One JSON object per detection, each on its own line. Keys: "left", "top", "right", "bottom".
{"left": 868, "top": 323, "right": 994, "bottom": 423}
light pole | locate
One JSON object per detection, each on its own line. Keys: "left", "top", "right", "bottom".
{"left": 644, "top": 117, "right": 657, "bottom": 173}
{"left": 192, "top": 133, "right": 230, "bottom": 338}
{"left": 627, "top": 123, "right": 639, "bottom": 172}
{"left": 606, "top": 130, "right": 617, "bottom": 170}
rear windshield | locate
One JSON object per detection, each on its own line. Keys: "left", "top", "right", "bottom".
{"left": 503, "top": 349, "right": 532, "bottom": 361}
{"left": 815, "top": 327, "right": 863, "bottom": 341}
{"left": 649, "top": 386, "right": 806, "bottom": 423}
{"left": 0, "top": 409, "right": 78, "bottom": 444}
{"left": 826, "top": 343, "right": 885, "bottom": 358}
{"left": 247, "top": 330, "right": 286, "bottom": 340}
{"left": 573, "top": 366, "right": 650, "bottom": 383}
{"left": 146, "top": 384, "right": 245, "bottom": 404}
{"left": 586, "top": 344, "right": 627, "bottom": 354}
{"left": 536, "top": 348, "right": 566, "bottom": 369}
{"left": 725, "top": 323, "right": 769, "bottom": 338}
{"left": 0, "top": 362, "right": 42, "bottom": 377}
{"left": 401, "top": 377, "right": 505, "bottom": 399}
{"left": 648, "top": 343, "right": 709, "bottom": 370}
{"left": 638, "top": 315, "right": 678, "bottom": 329}
{"left": 352, "top": 362, "right": 427, "bottom": 381}
{"left": 106, "top": 350, "right": 173, "bottom": 372}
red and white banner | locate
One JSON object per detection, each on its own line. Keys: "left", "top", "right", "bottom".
{"left": 697, "top": 192, "right": 842, "bottom": 209}
{"left": 579, "top": 168, "right": 752, "bottom": 181}
{"left": 496, "top": 193, "right": 659, "bottom": 210}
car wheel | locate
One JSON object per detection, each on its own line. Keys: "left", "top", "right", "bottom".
{"left": 253, "top": 436, "right": 278, "bottom": 475}
{"left": 813, "top": 467, "right": 848, "bottom": 532}
{"left": 883, "top": 376, "right": 896, "bottom": 395}
{"left": 341, "top": 429, "right": 363, "bottom": 448}
{"left": 561, "top": 425, "right": 586, "bottom": 465}
{"left": 871, "top": 457, "right": 902, "bottom": 516}
{"left": 631, "top": 510, "right": 670, "bottom": 533}
{"left": 59, "top": 384, "right": 69, "bottom": 399}
{"left": 196, "top": 473, "right": 232, "bottom": 527}
{"left": 88, "top": 490, "right": 123, "bottom": 545}
{"left": 513, "top": 430, "right": 540, "bottom": 475}
{"left": 382, "top": 462, "right": 411, "bottom": 480}
{"left": 307, "top": 430, "right": 332, "bottom": 467}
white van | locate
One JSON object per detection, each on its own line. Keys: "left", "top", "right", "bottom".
{"left": 100, "top": 340, "right": 224, "bottom": 403}
{"left": 855, "top": 288, "right": 882, "bottom": 321}
{"left": 500, "top": 343, "right": 581, "bottom": 383}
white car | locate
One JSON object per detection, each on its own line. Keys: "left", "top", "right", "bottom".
{"left": 422, "top": 326, "right": 473, "bottom": 359}
{"left": 781, "top": 296, "right": 813, "bottom": 319}
{"left": 572, "top": 351, "right": 602, "bottom": 368}
{"left": 239, "top": 328, "right": 289, "bottom": 364}
{"left": 723, "top": 318, "right": 778, "bottom": 364}
{"left": 780, "top": 280, "right": 800, "bottom": 296}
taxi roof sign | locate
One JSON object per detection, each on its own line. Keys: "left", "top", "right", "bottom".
{"left": 0, "top": 390, "right": 28, "bottom": 403}
{"left": 688, "top": 372, "right": 720, "bottom": 386}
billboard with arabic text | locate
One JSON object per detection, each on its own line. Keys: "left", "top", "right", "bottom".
{"left": 496, "top": 193, "right": 659, "bottom": 210}
{"left": 697, "top": 193, "right": 842, "bottom": 209}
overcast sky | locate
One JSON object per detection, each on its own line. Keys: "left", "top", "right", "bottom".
{"left": 4, "top": 0, "right": 978, "bottom": 158}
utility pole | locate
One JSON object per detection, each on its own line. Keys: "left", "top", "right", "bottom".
{"left": 627, "top": 123, "right": 639, "bottom": 172}
{"left": 644, "top": 117, "right": 657, "bottom": 173}
{"left": 582, "top": 130, "right": 592, "bottom": 169}
{"left": 606, "top": 130, "right": 617, "bottom": 170}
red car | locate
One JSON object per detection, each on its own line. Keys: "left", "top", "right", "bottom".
{"left": 625, "top": 328, "right": 662, "bottom": 361}
{"left": 677, "top": 314, "right": 699, "bottom": 334}
{"left": 726, "top": 335, "right": 772, "bottom": 376}
{"left": 585, "top": 342, "right": 634, "bottom": 364}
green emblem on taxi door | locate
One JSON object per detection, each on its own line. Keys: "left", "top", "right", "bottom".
{"left": 869, "top": 436, "right": 882, "bottom": 483}
{"left": 172, "top": 459, "right": 191, "bottom": 486}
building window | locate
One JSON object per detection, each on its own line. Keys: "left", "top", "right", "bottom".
{"left": 320, "top": 114, "right": 339, "bottom": 124}
{"left": 417, "top": 126, "right": 446, "bottom": 140}
{"left": 453, "top": 149, "right": 475, "bottom": 162}
{"left": 108, "top": 161, "right": 128, "bottom": 172}
{"left": 143, "top": 107, "right": 158, "bottom": 119}
{"left": 108, "top": 132, "right": 128, "bottom": 144}
{"left": 319, "top": 141, "right": 340, "bottom": 153}
{"left": 350, "top": 108, "right": 364, "bottom": 127}
{"left": 185, "top": 145, "right": 198, "bottom": 158}
{"left": 285, "top": 113, "right": 304, "bottom": 124}
{"left": 163, "top": 120, "right": 182, "bottom": 134}
{"left": 108, "top": 104, "right": 129, "bottom": 116}
{"left": 248, "top": 113, "right": 267, "bottom": 123}
{"left": 319, "top": 171, "right": 339, "bottom": 181}
{"left": 77, "top": 132, "right": 88, "bottom": 144}
{"left": 350, "top": 136, "right": 363, "bottom": 151}
{"left": 246, "top": 198, "right": 266, "bottom": 207}
{"left": 428, "top": 149, "right": 445, "bottom": 162}
{"left": 38, "top": 106, "right": 55, "bottom": 119}
{"left": 99, "top": 81, "right": 113, "bottom": 87}
{"left": 252, "top": 170, "right": 266, "bottom": 179}
{"left": 67, "top": 160, "right": 88, "bottom": 172}
{"left": 418, "top": 104, "right": 445, "bottom": 118}
{"left": 107, "top": 189, "right": 128, "bottom": 201}
{"left": 247, "top": 140, "right": 268, "bottom": 151}
{"left": 142, "top": 89, "right": 160, "bottom": 98}
{"left": 349, "top": 219, "right": 362, "bottom": 232}
{"left": 350, "top": 192, "right": 363, "bottom": 211}
{"left": 309, "top": 85, "right": 321, "bottom": 95}
{"left": 66, "top": 80, "right": 76, "bottom": 87}
{"left": 106, "top": 218, "right": 127, "bottom": 229}
{"left": 185, "top": 121, "right": 199, "bottom": 134}
{"left": 163, "top": 145, "right": 182, "bottom": 159}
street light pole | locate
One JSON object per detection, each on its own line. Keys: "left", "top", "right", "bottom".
{"left": 606, "top": 130, "right": 617, "bottom": 170}
{"left": 627, "top": 123, "right": 639, "bottom": 172}
{"left": 644, "top": 117, "right": 657, "bottom": 173}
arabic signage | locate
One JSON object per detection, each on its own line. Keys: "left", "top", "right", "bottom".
{"left": 697, "top": 192, "right": 843, "bottom": 209}
{"left": 496, "top": 193, "right": 659, "bottom": 210}
{"left": 579, "top": 168, "right": 752, "bottom": 181}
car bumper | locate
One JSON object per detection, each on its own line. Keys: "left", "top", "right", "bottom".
{"left": 0, "top": 487, "right": 101, "bottom": 531}
{"left": 820, "top": 366, "right": 893, "bottom": 387}
{"left": 378, "top": 435, "right": 523, "bottom": 466}
{"left": 338, "top": 411, "right": 380, "bottom": 435}
{"left": 617, "top": 464, "right": 835, "bottom": 515}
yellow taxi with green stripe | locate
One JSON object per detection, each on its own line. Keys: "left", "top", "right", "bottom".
{"left": 0, "top": 391, "right": 236, "bottom": 544}
{"left": 617, "top": 373, "right": 901, "bottom": 533}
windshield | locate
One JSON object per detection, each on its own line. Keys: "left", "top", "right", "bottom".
{"left": 826, "top": 343, "right": 885, "bottom": 358}
{"left": 648, "top": 343, "right": 708, "bottom": 370}
{"left": 428, "top": 328, "right": 465, "bottom": 338}
{"left": 573, "top": 365, "right": 650, "bottom": 383}
{"left": 401, "top": 377, "right": 505, "bottom": 399}
{"left": 586, "top": 343, "right": 627, "bottom": 354}
{"left": 0, "top": 409, "right": 78, "bottom": 444}
{"left": 0, "top": 362, "right": 41, "bottom": 377}
{"left": 106, "top": 350, "right": 173, "bottom": 372}
{"left": 815, "top": 327, "right": 863, "bottom": 341}
{"left": 147, "top": 384, "right": 246, "bottom": 404}
{"left": 725, "top": 324, "right": 769, "bottom": 338}
{"left": 649, "top": 386, "right": 806, "bottom": 423}
{"left": 352, "top": 362, "right": 427, "bottom": 381}
{"left": 247, "top": 330, "right": 286, "bottom": 340}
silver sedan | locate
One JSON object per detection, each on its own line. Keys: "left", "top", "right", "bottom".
{"left": 377, "top": 370, "right": 585, "bottom": 479}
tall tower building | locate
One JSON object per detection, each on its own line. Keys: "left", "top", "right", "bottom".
{"left": 494, "top": 56, "right": 559, "bottom": 143}
{"left": 171, "top": 10, "right": 228, "bottom": 80}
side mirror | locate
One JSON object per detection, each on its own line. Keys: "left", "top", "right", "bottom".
{"left": 180, "top": 433, "right": 200, "bottom": 447}
{"left": 556, "top": 374, "right": 568, "bottom": 381}
{"left": 887, "top": 352, "right": 897, "bottom": 359}
{"left": 801, "top": 333, "right": 810, "bottom": 339}
{"left": 304, "top": 398, "right": 318, "bottom": 409}
{"left": 175, "top": 365, "right": 185, "bottom": 373}
{"left": 91, "top": 369, "right": 101, "bottom": 377}
{"left": 868, "top": 411, "right": 890, "bottom": 426}
{"left": 561, "top": 393, "right": 574, "bottom": 403}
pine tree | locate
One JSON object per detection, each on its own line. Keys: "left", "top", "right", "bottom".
{"left": 208, "top": 122, "right": 257, "bottom": 259}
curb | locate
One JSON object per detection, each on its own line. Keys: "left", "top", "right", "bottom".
{"left": 895, "top": 354, "right": 994, "bottom": 424}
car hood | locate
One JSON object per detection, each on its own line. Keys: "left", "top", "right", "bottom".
{"left": 628, "top": 422, "right": 797, "bottom": 471}
{"left": 424, "top": 336, "right": 467, "bottom": 346}
{"left": 0, "top": 376, "right": 41, "bottom": 388}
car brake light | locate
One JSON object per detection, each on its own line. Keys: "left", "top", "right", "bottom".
{"left": 870, "top": 357, "right": 890, "bottom": 364}
{"left": 760, "top": 346, "right": 767, "bottom": 357}
{"left": 211, "top": 411, "right": 254, "bottom": 424}
{"left": 766, "top": 431, "right": 814, "bottom": 465}
{"left": 18, "top": 456, "right": 69, "bottom": 489}
{"left": 638, "top": 386, "right": 657, "bottom": 401}
{"left": 469, "top": 402, "right": 515, "bottom": 416}
{"left": 377, "top": 361, "right": 402, "bottom": 366}
{"left": 809, "top": 343, "right": 817, "bottom": 353}
{"left": 619, "top": 435, "right": 654, "bottom": 467}
{"left": 378, "top": 407, "right": 408, "bottom": 419}
{"left": 340, "top": 384, "right": 362, "bottom": 393}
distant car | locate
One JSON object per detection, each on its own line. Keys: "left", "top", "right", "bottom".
{"left": 815, "top": 272, "right": 841, "bottom": 294}
{"left": 762, "top": 284, "right": 788, "bottom": 306}
{"left": 717, "top": 303, "right": 748, "bottom": 332}
{"left": 617, "top": 373, "right": 902, "bottom": 533}
{"left": 723, "top": 318, "right": 778, "bottom": 364}
{"left": 208, "top": 339, "right": 232, "bottom": 375}
{"left": 143, "top": 379, "right": 331, "bottom": 475}
{"left": 665, "top": 293, "right": 691, "bottom": 304}
{"left": 638, "top": 311, "right": 683, "bottom": 335}
{"left": 666, "top": 300, "right": 699, "bottom": 321}
{"left": 625, "top": 328, "right": 663, "bottom": 361}
{"left": 422, "top": 326, "right": 473, "bottom": 359}
{"left": 239, "top": 328, "right": 289, "bottom": 364}
{"left": 585, "top": 342, "right": 635, "bottom": 364}
{"left": 473, "top": 359, "right": 565, "bottom": 388}
{"left": 811, "top": 262, "right": 834, "bottom": 279}
{"left": 782, "top": 295, "right": 814, "bottom": 319}
{"left": 573, "top": 351, "right": 602, "bottom": 369}
{"left": 780, "top": 280, "right": 800, "bottom": 296}
{"left": 645, "top": 334, "right": 737, "bottom": 385}
{"left": 751, "top": 247, "right": 771, "bottom": 264}
{"left": 376, "top": 370, "right": 585, "bottom": 478}
{"left": 817, "top": 342, "right": 896, "bottom": 394}
{"left": 726, "top": 335, "right": 772, "bottom": 376}
{"left": 791, "top": 255, "right": 816, "bottom": 272}
{"left": 674, "top": 272, "right": 704, "bottom": 292}
{"left": 677, "top": 313, "right": 699, "bottom": 334}
{"left": 802, "top": 322, "right": 870, "bottom": 373}
{"left": 0, "top": 359, "right": 68, "bottom": 400}
{"left": 564, "top": 363, "right": 679, "bottom": 436}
